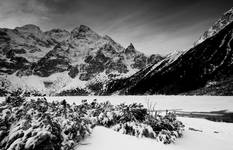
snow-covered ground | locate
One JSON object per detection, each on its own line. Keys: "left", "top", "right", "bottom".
{"left": 37, "top": 96, "right": 233, "bottom": 150}
{"left": 77, "top": 117, "right": 233, "bottom": 150}
{"left": 1, "top": 95, "right": 232, "bottom": 150}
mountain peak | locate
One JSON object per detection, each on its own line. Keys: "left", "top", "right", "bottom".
{"left": 195, "top": 7, "right": 233, "bottom": 45}
{"left": 103, "top": 35, "right": 113, "bottom": 41}
{"left": 71, "top": 25, "right": 94, "bottom": 34}
{"left": 15, "top": 24, "right": 42, "bottom": 36}
{"left": 71, "top": 25, "right": 101, "bottom": 40}
{"left": 15, "top": 24, "right": 41, "bottom": 32}
{"left": 79, "top": 25, "right": 92, "bottom": 32}
{"left": 224, "top": 7, "right": 233, "bottom": 15}
{"left": 126, "top": 43, "right": 136, "bottom": 51}
{"left": 124, "top": 43, "right": 136, "bottom": 54}
{"left": 128, "top": 43, "right": 135, "bottom": 49}
{"left": 45, "top": 28, "right": 70, "bottom": 42}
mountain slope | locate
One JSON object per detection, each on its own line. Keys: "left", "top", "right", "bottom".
{"left": 104, "top": 8, "right": 233, "bottom": 95}
{"left": 0, "top": 25, "right": 163, "bottom": 95}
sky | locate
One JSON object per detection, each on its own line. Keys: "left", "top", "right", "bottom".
{"left": 0, "top": 0, "right": 233, "bottom": 55}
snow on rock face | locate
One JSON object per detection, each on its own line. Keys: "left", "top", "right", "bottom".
{"left": 125, "top": 43, "right": 136, "bottom": 54}
{"left": 0, "top": 24, "right": 163, "bottom": 95}
{"left": 195, "top": 7, "right": 233, "bottom": 45}
{"left": 0, "top": 25, "right": 56, "bottom": 64}
{"left": 15, "top": 24, "right": 42, "bottom": 35}
{"left": 71, "top": 25, "right": 101, "bottom": 41}
{"left": 45, "top": 29, "right": 70, "bottom": 43}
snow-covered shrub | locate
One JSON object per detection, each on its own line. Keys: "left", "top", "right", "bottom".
{"left": 112, "top": 122, "right": 156, "bottom": 138}
{"left": 0, "top": 96, "right": 185, "bottom": 149}
{"left": 0, "top": 97, "right": 92, "bottom": 150}
{"left": 156, "top": 130, "right": 178, "bottom": 144}
{"left": 144, "top": 112, "right": 185, "bottom": 144}
{"left": 76, "top": 100, "right": 184, "bottom": 144}
{"left": 115, "top": 103, "right": 147, "bottom": 123}
{"left": 88, "top": 102, "right": 148, "bottom": 127}
{"left": 94, "top": 102, "right": 184, "bottom": 144}
{"left": 97, "top": 110, "right": 118, "bottom": 127}
{"left": 79, "top": 100, "right": 184, "bottom": 144}
{"left": 77, "top": 100, "right": 117, "bottom": 127}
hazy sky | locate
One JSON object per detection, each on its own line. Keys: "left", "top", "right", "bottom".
{"left": 0, "top": 0, "right": 233, "bottom": 55}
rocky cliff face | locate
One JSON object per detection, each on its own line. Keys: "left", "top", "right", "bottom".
{"left": 0, "top": 24, "right": 163, "bottom": 95}
{"left": 105, "top": 7, "right": 233, "bottom": 95}
{"left": 195, "top": 7, "right": 233, "bottom": 45}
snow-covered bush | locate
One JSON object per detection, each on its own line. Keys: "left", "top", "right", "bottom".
{"left": 0, "top": 96, "right": 185, "bottom": 150}
{"left": 77, "top": 100, "right": 185, "bottom": 144}
{"left": 115, "top": 103, "right": 147, "bottom": 123}
{"left": 109, "top": 111, "right": 184, "bottom": 144}
{"left": 0, "top": 97, "right": 92, "bottom": 150}
{"left": 87, "top": 102, "right": 148, "bottom": 127}
{"left": 112, "top": 122, "right": 156, "bottom": 138}
{"left": 144, "top": 112, "right": 185, "bottom": 144}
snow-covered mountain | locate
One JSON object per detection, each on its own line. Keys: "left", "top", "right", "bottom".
{"left": 104, "top": 7, "right": 233, "bottom": 95}
{"left": 0, "top": 24, "right": 163, "bottom": 95}
{"left": 195, "top": 7, "right": 233, "bottom": 45}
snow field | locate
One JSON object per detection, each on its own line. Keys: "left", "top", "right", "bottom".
{"left": 78, "top": 117, "right": 233, "bottom": 150}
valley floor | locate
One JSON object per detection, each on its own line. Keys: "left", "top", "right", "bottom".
{"left": 77, "top": 117, "right": 233, "bottom": 150}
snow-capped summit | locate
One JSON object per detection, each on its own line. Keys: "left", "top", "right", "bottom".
{"left": 71, "top": 25, "right": 101, "bottom": 41}
{"left": 195, "top": 7, "right": 233, "bottom": 45}
{"left": 126, "top": 43, "right": 135, "bottom": 50}
{"left": 124, "top": 43, "right": 137, "bottom": 54}
{"left": 79, "top": 25, "right": 93, "bottom": 32}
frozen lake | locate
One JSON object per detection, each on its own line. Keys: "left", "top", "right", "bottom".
{"left": 1, "top": 95, "right": 232, "bottom": 112}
